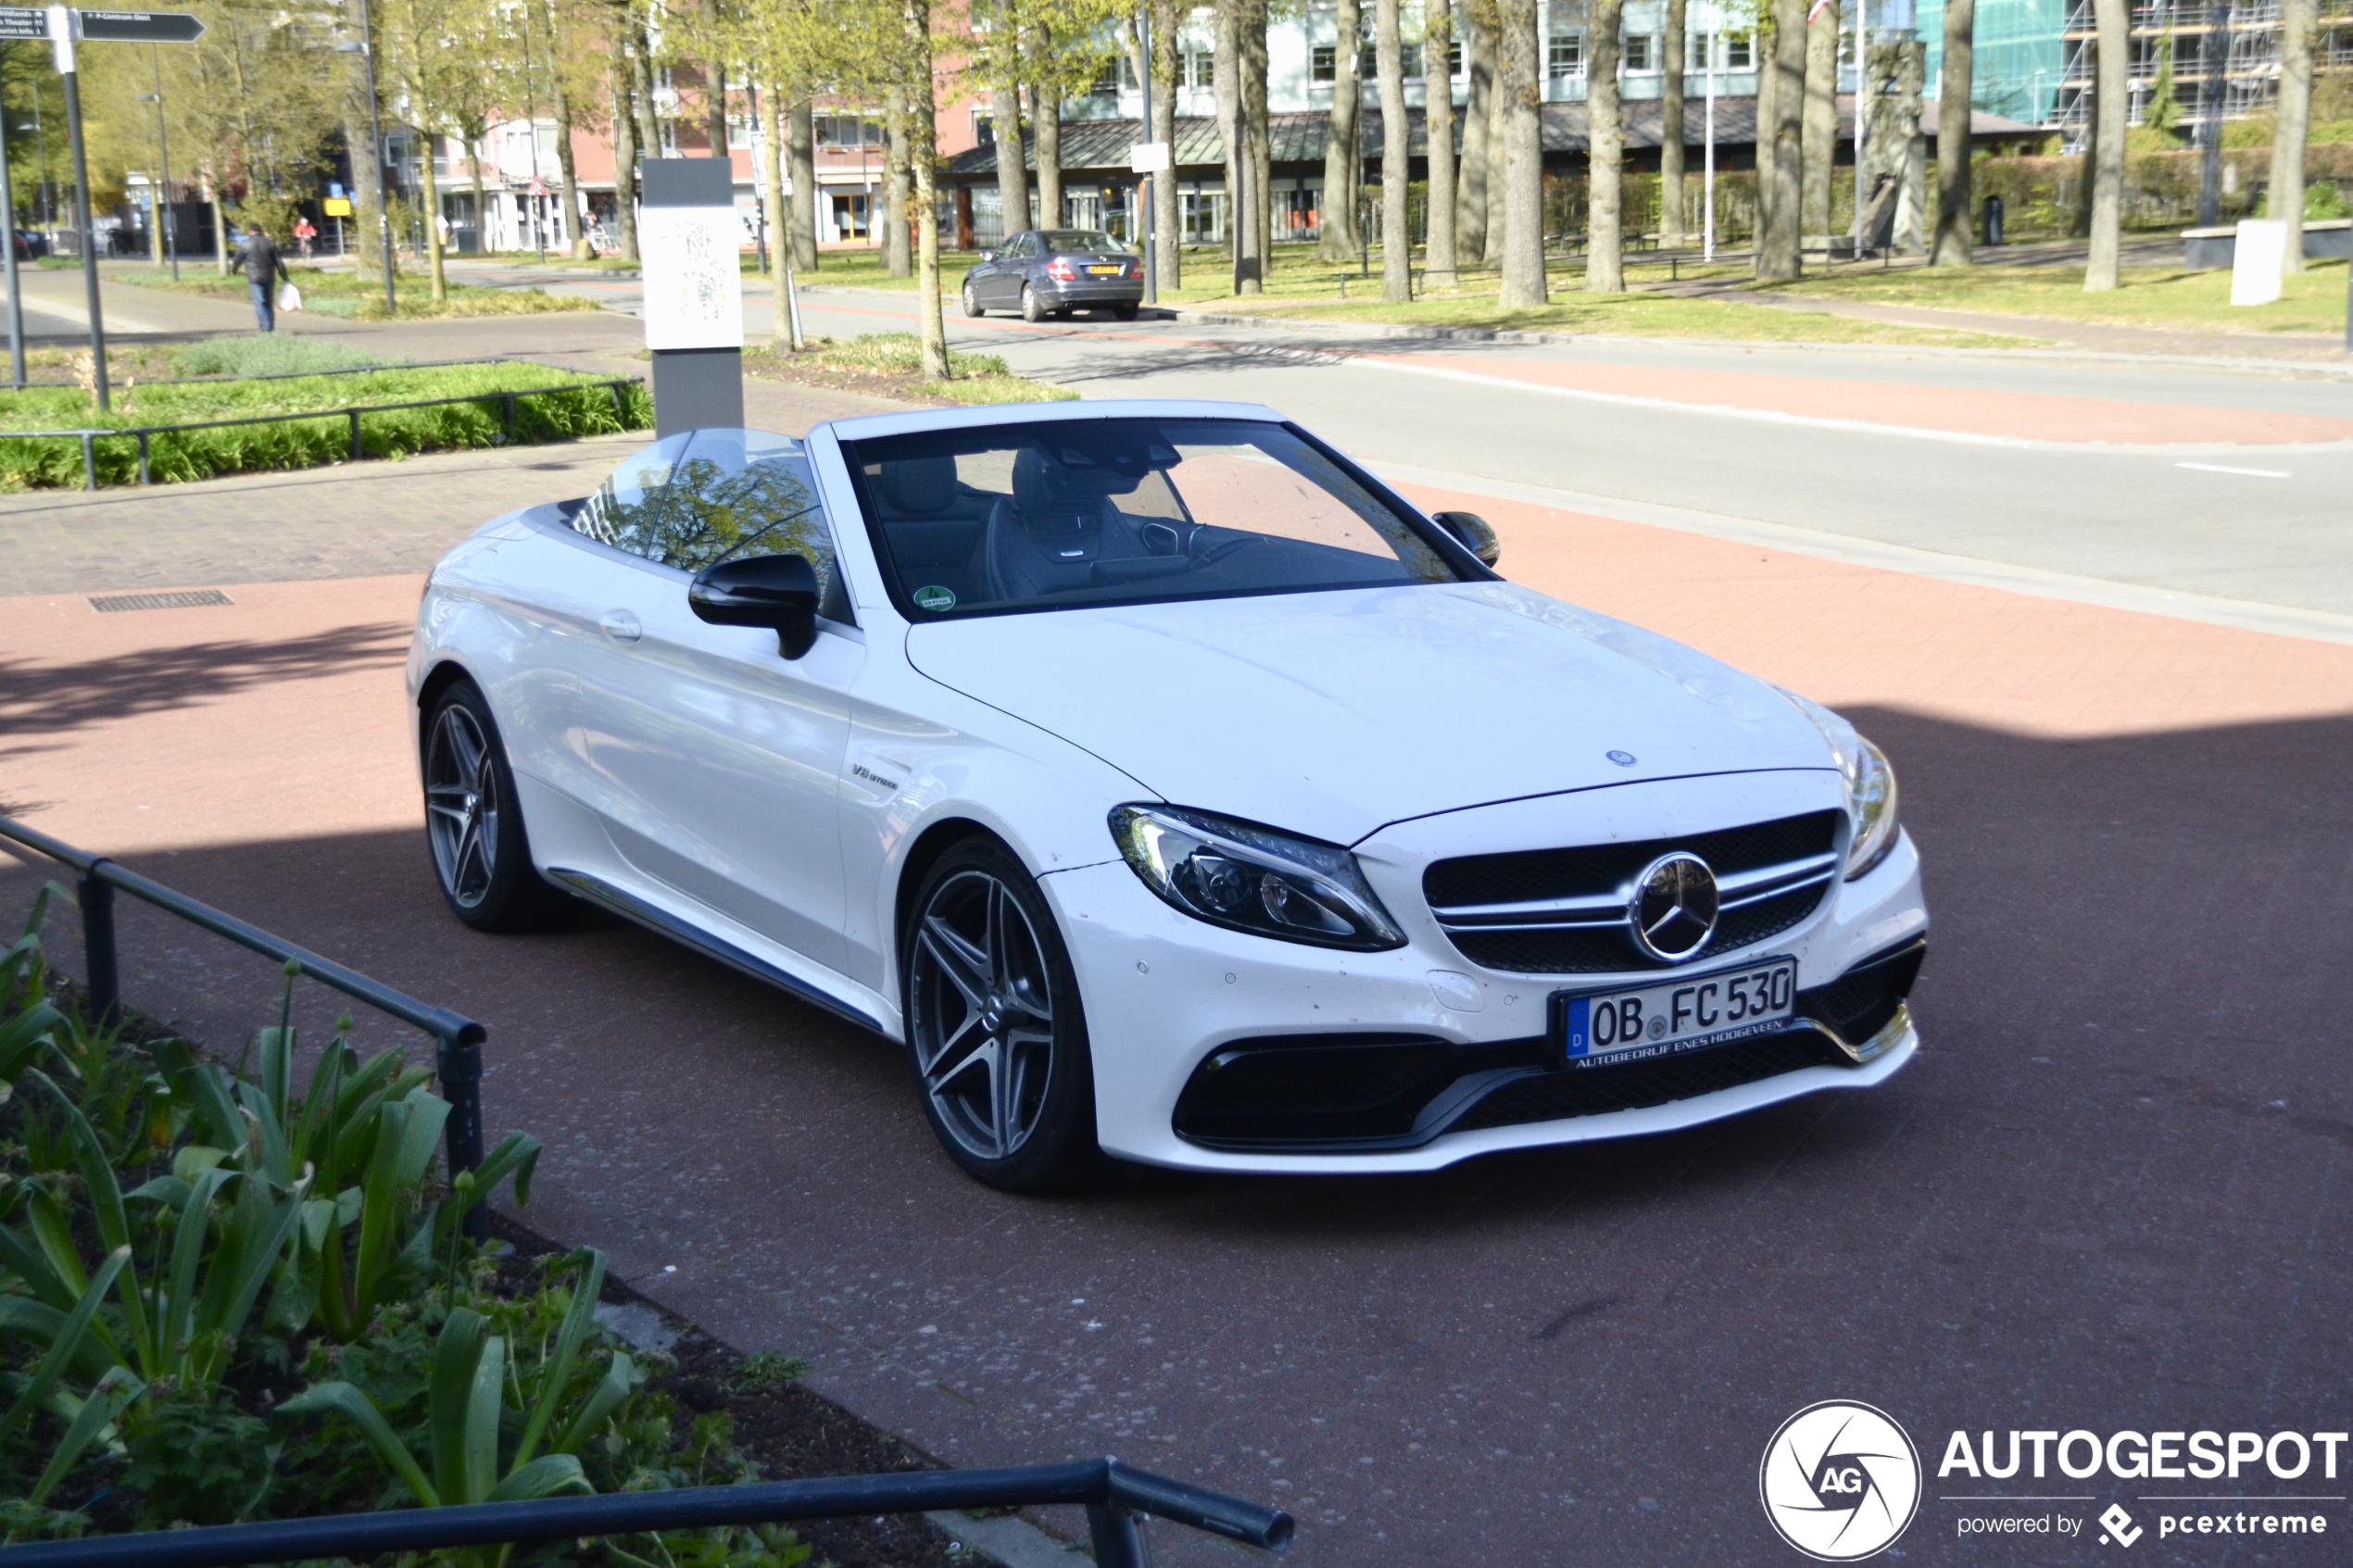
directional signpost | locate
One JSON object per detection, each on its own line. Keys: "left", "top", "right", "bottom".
{"left": 1, "top": 6, "right": 207, "bottom": 411}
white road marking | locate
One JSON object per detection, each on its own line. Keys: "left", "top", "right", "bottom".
{"left": 2175, "top": 460, "right": 2291, "bottom": 478}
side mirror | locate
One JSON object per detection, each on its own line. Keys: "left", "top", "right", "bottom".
{"left": 689, "top": 554, "right": 820, "bottom": 659}
{"left": 1431, "top": 511, "right": 1501, "bottom": 569}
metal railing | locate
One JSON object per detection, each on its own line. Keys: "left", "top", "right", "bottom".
{"left": 1, "top": 352, "right": 608, "bottom": 392}
{"left": 0, "top": 1457, "right": 1291, "bottom": 1567}
{"left": 0, "top": 375, "right": 647, "bottom": 491}
{"left": 0, "top": 812, "right": 490, "bottom": 1238}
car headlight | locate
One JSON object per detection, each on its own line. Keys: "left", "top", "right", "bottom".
{"left": 1776, "top": 689, "right": 1901, "bottom": 880}
{"left": 1109, "top": 805, "right": 1406, "bottom": 951}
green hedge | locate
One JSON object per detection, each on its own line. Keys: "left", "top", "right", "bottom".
{"left": 0, "top": 362, "right": 652, "bottom": 489}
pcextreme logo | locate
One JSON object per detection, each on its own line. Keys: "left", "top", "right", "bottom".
{"left": 1759, "top": 1400, "right": 1924, "bottom": 1562}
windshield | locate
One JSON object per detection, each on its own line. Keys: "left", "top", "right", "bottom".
{"left": 1041, "top": 231, "right": 1124, "bottom": 254}
{"left": 842, "top": 417, "right": 1465, "bottom": 620}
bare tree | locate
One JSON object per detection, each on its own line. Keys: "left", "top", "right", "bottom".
{"left": 1661, "top": 0, "right": 1685, "bottom": 246}
{"left": 1318, "top": 0, "right": 1365, "bottom": 258}
{"left": 1425, "top": 0, "right": 1457, "bottom": 288}
{"left": 1457, "top": 0, "right": 1494, "bottom": 260}
{"left": 1376, "top": 0, "right": 1409, "bottom": 298}
{"left": 1242, "top": 0, "right": 1271, "bottom": 282}
{"left": 1755, "top": 0, "right": 1805, "bottom": 280}
{"left": 757, "top": 72, "right": 789, "bottom": 278}
{"left": 1931, "top": 0, "right": 1974, "bottom": 263}
{"left": 1147, "top": 0, "right": 1181, "bottom": 285}
{"left": 1802, "top": 0, "right": 1836, "bottom": 243}
{"left": 2083, "top": 0, "right": 2125, "bottom": 290}
{"left": 2271, "top": 0, "right": 2319, "bottom": 271}
{"left": 545, "top": 0, "right": 594, "bottom": 258}
{"left": 1586, "top": 0, "right": 1624, "bottom": 291}
{"left": 1495, "top": 0, "right": 1543, "bottom": 304}
{"left": 609, "top": 22, "right": 639, "bottom": 258}
{"left": 786, "top": 100, "right": 816, "bottom": 266}
{"left": 884, "top": 85, "right": 912, "bottom": 276}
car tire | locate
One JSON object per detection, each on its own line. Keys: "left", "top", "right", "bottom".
{"left": 901, "top": 836, "right": 1100, "bottom": 1193}
{"left": 1020, "top": 284, "right": 1046, "bottom": 323}
{"left": 422, "top": 678, "right": 567, "bottom": 933}
{"left": 962, "top": 280, "right": 984, "bottom": 318}
{"left": 1114, "top": 304, "right": 1139, "bottom": 321}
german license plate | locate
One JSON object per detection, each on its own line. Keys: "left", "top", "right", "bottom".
{"left": 1087, "top": 264, "right": 1123, "bottom": 275}
{"left": 1550, "top": 957, "right": 1798, "bottom": 1069}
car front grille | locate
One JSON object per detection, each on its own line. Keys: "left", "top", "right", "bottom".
{"left": 1422, "top": 809, "right": 1845, "bottom": 974}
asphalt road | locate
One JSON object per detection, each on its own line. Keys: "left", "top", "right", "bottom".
{"left": 4, "top": 298, "right": 2350, "bottom": 1567}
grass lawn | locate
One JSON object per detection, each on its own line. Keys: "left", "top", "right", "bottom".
{"left": 746, "top": 332, "right": 1076, "bottom": 407}
{"left": 0, "top": 359, "right": 648, "bottom": 488}
{"left": 1767, "top": 258, "right": 2353, "bottom": 336}
{"left": 1236, "top": 290, "right": 2042, "bottom": 347}
{"left": 115, "top": 265, "right": 600, "bottom": 320}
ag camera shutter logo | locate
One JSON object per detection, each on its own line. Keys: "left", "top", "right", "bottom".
{"left": 1759, "top": 1400, "right": 1923, "bottom": 1561}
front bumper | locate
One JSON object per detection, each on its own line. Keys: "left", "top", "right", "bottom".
{"left": 1040, "top": 809, "right": 1927, "bottom": 1175}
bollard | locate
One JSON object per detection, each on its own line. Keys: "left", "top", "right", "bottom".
{"left": 1087, "top": 1502, "right": 1146, "bottom": 1568}
{"left": 136, "top": 430, "right": 150, "bottom": 485}
{"left": 79, "top": 431, "right": 94, "bottom": 490}
{"left": 434, "top": 1021, "right": 490, "bottom": 1240}
{"left": 349, "top": 407, "right": 363, "bottom": 461}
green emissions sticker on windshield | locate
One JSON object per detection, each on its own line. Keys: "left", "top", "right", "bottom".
{"left": 913, "top": 584, "right": 958, "bottom": 611}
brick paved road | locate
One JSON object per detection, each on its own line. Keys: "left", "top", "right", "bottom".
{"left": 2, "top": 361, "right": 2348, "bottom": 1566}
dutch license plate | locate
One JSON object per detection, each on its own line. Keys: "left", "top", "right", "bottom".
{"left": 1551, "top": 957, "right": 1798, "bottom": 1069}
{"left": 1087, "top": 264, "right": 1123, "bottom": 275}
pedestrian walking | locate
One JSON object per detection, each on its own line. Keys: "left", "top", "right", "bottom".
{"left": 238, "top": 221, "right": 289, "bottom": 332}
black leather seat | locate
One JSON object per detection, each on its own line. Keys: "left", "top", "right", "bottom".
{"left": 981, "top": 448, "right": 1153, "bottom": 603}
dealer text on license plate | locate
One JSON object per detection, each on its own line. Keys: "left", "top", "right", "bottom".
{"left": 1552, "top": 957, "right": 1797, "bottom": 1068}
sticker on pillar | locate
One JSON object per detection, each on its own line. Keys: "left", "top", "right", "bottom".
{"left": 913, "top": 585, "right": 958, "bottom": 612}
{"left": 640, "top": 206, "right": 746, "bottom": 350}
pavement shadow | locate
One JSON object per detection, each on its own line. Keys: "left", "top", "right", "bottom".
{"left": 0, "top": 623, "right": 410, "bottom": 746}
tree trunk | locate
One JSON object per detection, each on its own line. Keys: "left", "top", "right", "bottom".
{"left": 1931, "top": 0, "right": 1975, "bottom": 263}
{"left": 760, "top": 77, "right": 790, "bottom": 286}
{"left": 1244, "top": 0, "right": 1270, "bottom": 282}
{"left": 343, "top": 46, "right": 387, "bottom": 282}
{"left": 208, "top": 169, "right": 229, "bottom": 278}
{"left": 2271, "top": 0, "right": 2318, "bottom": 272}
{"left": 630, "top": 26, "right": 661, "bottom": 160}
{"left": 1802, "top": 0, "right": 1836, "bottom": 243}
{"left": 468, "top": 131, "right": 486, "bottom": 257}
{"left": 1214, "top": 0, "right": 1241, "bottom": 281}
{"left": 993, "top": 85, "right": 1028, "bottom": 235}
{"left": 1661, "top": 0, "right": 1686, "bottom": 246}
{"left": 786, "top": 97, "right": 817, "bottom": 268}
{"left": 1457, "top": 0, "right": 1493, "bottom": 261}
{"left": 1319, "top": 0, "right": 1365, "bottom": 257}
{"left": 1496, "top": 0, "right": 1543, "bottom": 304}
{"left": 1755, "top": 10, "right": 1779, "bottom": 217}
{"left": 884, "top": 87, "right": 912, "bottom": 277}
{"left": 1586, "top": 0, "right": 1624, "bottom": 291}
{"left": 421, "top": 132, "right": 447, "bottom": 301}
{"left": 1036, "top": 76, "right": 1063, "bottom": 230}
{"left": 1376, "top": 0, "right": 1410, "bottom": 298}
{"left": 2083, "top": 0, "right": 2126, "bottom": 290}
{"left": 611, "top": 36, "right": 639, "bottom": 261}
{"left": 1756, "top": 0, "right": 1805, "bottom": 280}
{"left": 546, "top": 0, "right": 587, "bottom": 257}
{"left": 1150, "top": 0, "right": 1181, "bottom": 286}
{"left": 907, "top": 3, "right": 948, "bottom": 381}
{"left": 1425, "top": 0, "right": 1457, "bottom": 286}
{"left": 707, "top": 63, "right": 727, "bottom": 157}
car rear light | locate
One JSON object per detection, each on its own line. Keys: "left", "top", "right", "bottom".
{"left": 1045, "top": 257, "right": 1076, "bottom": 281}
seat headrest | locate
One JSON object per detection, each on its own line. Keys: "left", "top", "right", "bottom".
{"left": 876, "top": 456, "right": 958, "bottom": 516}
{"left": 1012, "top": 446, "right": 1116, "bottom": 517}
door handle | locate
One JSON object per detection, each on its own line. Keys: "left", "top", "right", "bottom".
{"left": 599, "top": 609, "right": 642, "bottom": 645}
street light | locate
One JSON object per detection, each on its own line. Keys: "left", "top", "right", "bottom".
{"left": 332, "top": 0, "right": 396, "bottom": 315}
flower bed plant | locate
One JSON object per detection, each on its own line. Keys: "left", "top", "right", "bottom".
{"left": 0, "top": 895, "right": 811, "bottom": 1563}
{"left": 0, "top": 362, "right": 652, "bottom": 490}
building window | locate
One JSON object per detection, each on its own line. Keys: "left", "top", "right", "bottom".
{"left": 1624, "top": 34, "right": 1654, "bottom": 71}
{"left": 973, "top": 111, "right": 994, "bottom": 146}
{"left": 1183, "top": 47, "right": 1213, "bottom": 88}
{"left": 1547, "top": 32, "right": 1584, "bottom": 81}
{"left": 1401, "top": 41, "right": 1424, "bottom": 76}
{"left": 816, "top": 114, "right": 883, "bottom": 148}
{"left": 1313, "top": 43, "right": 1336, "bottom": 82}
{"left": 1728, "top": 35, "right": 1752, "bottom": 69}
{"left": 1450, "top": 39, "right": 1464, "bottom": 77}
{"left": 1181, "top": 189, "right": 1227, "bottom": 243}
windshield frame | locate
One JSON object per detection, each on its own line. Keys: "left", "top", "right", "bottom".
{"left": 837, "top": 415, "right": 1495, "bottom": 625}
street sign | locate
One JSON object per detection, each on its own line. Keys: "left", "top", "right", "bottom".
{"left": 0, "top": 8, "right": 44, "bottom": 39}
{"left": 322, "top": 196, "right": 352, "bottom": 217}
{"left": 1130, "top": 141, "right": 1171, "bottom": 174}
{"left": 76, "top": 10, "right": 205, "bottom": 42}
{"left": 527, "top": 176, "right": 547, "bottom": 197}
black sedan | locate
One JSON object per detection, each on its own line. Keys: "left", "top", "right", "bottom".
{"left": 962, "top": 229, "right": 1143, "bottom": 322}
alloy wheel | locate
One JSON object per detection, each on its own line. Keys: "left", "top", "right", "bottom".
{"left": 909, "top": 869, "right": 1056, "bottom": 1161}
{"left": 424, "top": 703, "right": 499, "bottom": 909}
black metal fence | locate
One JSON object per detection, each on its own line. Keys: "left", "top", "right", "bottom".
{"left": 0, "top": 812, "right": 490, "bottom": 1237}
{"left": 0, "top": 1456, "right": 1291, "bottom": 1567}
{"left": 0, "top": 375, "right": 647, "bottom": 491}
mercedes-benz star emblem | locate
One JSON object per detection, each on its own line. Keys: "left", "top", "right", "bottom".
{"left": 1629, "top": 852, "right": 1719, "bottom": 962}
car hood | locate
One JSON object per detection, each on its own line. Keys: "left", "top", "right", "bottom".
{"left": 903, "top": 583, "right": 1837, "bottom": 844}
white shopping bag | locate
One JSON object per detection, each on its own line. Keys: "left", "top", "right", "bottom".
{"left": 277, "top": 282, "right": 303, "bottom": 312}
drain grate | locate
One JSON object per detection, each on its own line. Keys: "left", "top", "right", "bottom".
{"left": 88, "top": 589, "right": 235, "bottom": 614}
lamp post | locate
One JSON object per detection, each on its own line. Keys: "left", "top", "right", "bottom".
{"left": 136, "top": 46, "right": 178, "bottom": 281}
{"left": 30, "top": 97, "right": 48, "bottom": 246}
{"left": 334, "top": 0, "right": 395, "bottom": 315}
{"left": 0, "top": 94, "right": 20, "bottom": 388}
